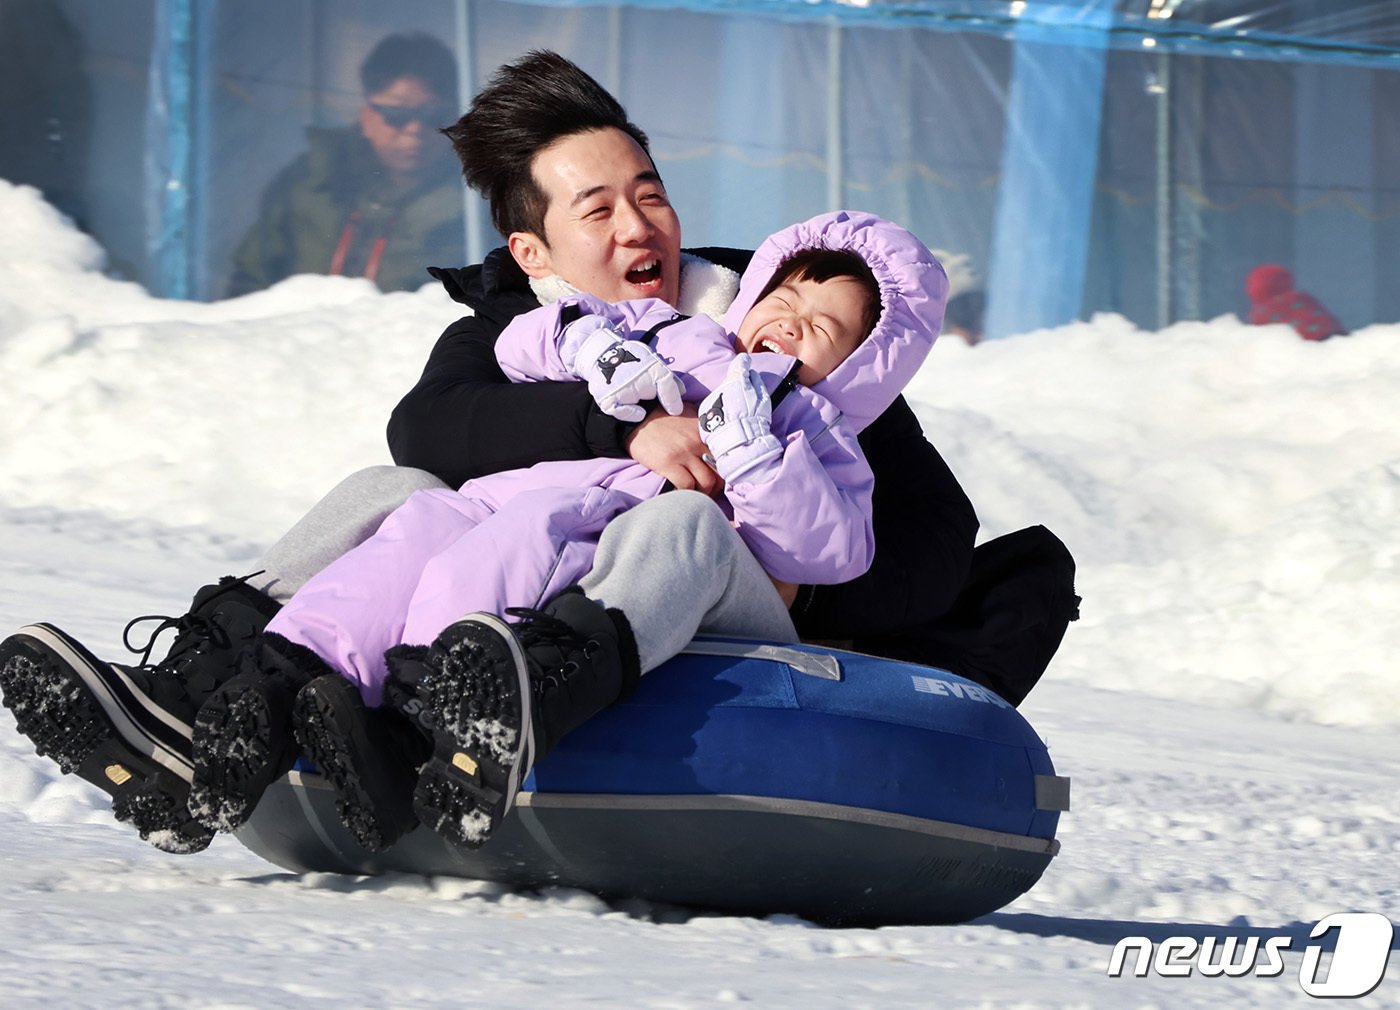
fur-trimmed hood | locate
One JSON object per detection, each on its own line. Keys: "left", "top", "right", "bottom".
{"left": 723, "top": 210, "right": 947, "bottom": 433}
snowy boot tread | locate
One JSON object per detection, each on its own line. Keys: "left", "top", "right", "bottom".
{"left": 188, "top": 632, "right": 325, "bottom": 833}
{"left": 293, "top": 674, "right": 425, "bottom": 853}
{"left": 396, "top": 591, "right": 639, "bottom": 854}
{"left": 0, "top": 624, "right": 213, "bottom": 854}
{"left": 410, "top": 614, "right": 533, "bottom": 851}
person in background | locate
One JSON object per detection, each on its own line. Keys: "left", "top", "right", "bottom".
{"left": 227, "top": 32, "right": 464, "bottom": 296}
{"left": 943, "top": 289, "right": 985, "bottom": 346}
{"left": 1244, "top": 264, "right": 1347, "bottom": 342}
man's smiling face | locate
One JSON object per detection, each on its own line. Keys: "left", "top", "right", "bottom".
{"left": 509, "top": 127, "right": 683, "bottom": 307}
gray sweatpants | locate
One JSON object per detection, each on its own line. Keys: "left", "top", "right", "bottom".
{"left": 251, "top": 469, "right": 796, "bottom": 672}
{"left": 580, "top": 490, "right": 798, "bottom": 672}
{"left": 250, "top": 465, "right": 448, "bottom": 603}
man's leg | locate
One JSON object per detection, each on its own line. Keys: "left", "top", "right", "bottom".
{"left": 0, "top": 464, "right": 446, "bottom": 852}
{"left": 579, "top": 490, "right": 798, "bottom": 672}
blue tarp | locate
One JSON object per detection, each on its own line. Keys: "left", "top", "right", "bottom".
{"left": 2, "top": 0, "right": 1397, "bottom": 332}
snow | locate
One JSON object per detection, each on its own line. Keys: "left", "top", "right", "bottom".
{"left": 1, "top": 178, "right": 1397, "bottom": 1007}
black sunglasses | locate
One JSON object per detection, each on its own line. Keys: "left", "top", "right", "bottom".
{"left": 369, "top": 102, "right": 450, "bottom": 130}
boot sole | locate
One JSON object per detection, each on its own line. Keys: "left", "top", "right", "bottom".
{"left": 293, "top": 677, "right": 419, "bottom": 853}
{"left": 0, "top": 624, "right": 213, "bottom": 854}
{"left": 413, "top": 613, "right": 533, "bottom": 851}
{"left": 189, "top": 677, "right": 291, "bottom": 834}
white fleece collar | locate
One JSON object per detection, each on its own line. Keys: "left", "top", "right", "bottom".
{"left": 675, "top": 254, "right": 740, "bottom": 323}
{"left": 527, "top": 253, "right": 740, "bottom": 325}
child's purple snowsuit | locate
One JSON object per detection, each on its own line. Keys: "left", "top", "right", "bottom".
{"left": 266, "top": 211, "right": 947, "bottom": 704}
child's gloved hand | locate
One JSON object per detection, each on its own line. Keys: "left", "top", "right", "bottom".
{"left": 561, "top": 315, "right": 685, "bottom": 423}
{"left": 697, "top": 353, "right": 784, "bottom": 484}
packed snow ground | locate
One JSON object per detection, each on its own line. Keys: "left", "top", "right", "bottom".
{"left": 1, "top": 180, "right": 1396, "bottom": 1007}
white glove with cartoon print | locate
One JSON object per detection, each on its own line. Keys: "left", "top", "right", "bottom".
{"left": 560, "top": 314, "right": 685, "bottom": 423}
{"left": 697, "top": 353, "right": 784, "bottom": 484}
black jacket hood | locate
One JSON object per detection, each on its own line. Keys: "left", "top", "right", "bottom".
{"left": 427, "top": 248, "right": 538, "bottom": 332}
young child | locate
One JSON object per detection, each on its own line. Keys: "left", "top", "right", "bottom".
{"left": 187, "top": 210, "right": 948, "bottom": 851}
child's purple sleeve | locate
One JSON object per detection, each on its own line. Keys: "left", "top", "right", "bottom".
{"left": 494, "top": 295, "right": 681, "bottom": 383}
{"left": 724, "top": 394, "right": 875, "bottom": 585}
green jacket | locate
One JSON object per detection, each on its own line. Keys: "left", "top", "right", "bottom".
{"left": 228, "top": 125, "right": 465, "bottom": 296}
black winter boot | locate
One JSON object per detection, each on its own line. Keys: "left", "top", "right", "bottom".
{"left": 292, "top": 671, "right": 431, "bottom": 853}
{"left": 123, "top": 574, "right": 284, "bottom": 718}
{"left": 0, "top": 575, "right": 280, "bottom": 854}
{"left": 188, "top": 632, "right": 329, "bottom": 833}
{"left": 389, "top": 588, "right": 640, "bottom": 851}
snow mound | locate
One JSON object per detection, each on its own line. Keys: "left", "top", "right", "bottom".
{"left": 2, "top": 181, "right": 1398, "bottom": 727}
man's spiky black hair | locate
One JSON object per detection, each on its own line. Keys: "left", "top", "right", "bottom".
{"left": 442, "top": 50, "right": 652, "bottom": 240}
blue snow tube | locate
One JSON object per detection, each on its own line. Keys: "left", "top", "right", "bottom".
{"left": 237, "top": 640, "right": 1068, "bottom": 926}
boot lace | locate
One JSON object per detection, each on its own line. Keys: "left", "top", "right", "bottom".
{"left": 503, "top": 606, "right": 600, "bottom": 686}
{"left": 122, "top": 612, "right": 230, "bottom": 669}
{"left": 120, "top": 571, "right": 266, "bottom": 669}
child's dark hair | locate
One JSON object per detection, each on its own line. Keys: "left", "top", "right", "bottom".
{"left": 442, "top": 50, "right": 653, "bottom": 241}
{"left": 360, "top": 33, "right": 458, "bottom": 103}
{"left": 757, "top": 248, "right": 882, "bottom": 339}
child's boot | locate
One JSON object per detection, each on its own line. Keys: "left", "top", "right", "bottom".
{"left": 292, "top": 671, "right": 431, "bottom": 852}
{"left": 388, "top": 587, "right": 640, "bottom": 851}
{"left": 188, "top": 632, "right": 329, "bottom": 832}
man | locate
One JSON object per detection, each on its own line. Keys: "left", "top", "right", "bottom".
{"left": 0, "top": 51, "right": 1072, "bottom": 856}
{"left": 227, "top": 33, "right": 465, "bottom": 296}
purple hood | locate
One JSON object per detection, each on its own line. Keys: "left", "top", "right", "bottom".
{"left": 722, "top": 210, "right": 947, "bottom": 433}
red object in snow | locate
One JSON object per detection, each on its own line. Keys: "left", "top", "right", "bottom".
{"left": 1244, "top": 264, "right": 1348, "bottom": 342}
